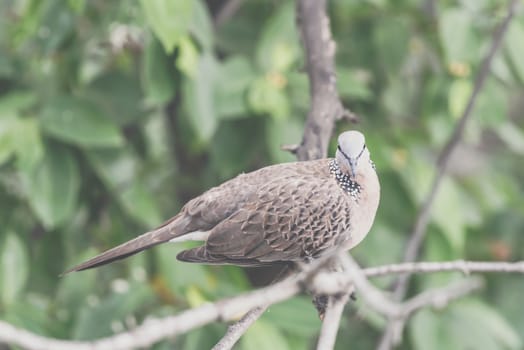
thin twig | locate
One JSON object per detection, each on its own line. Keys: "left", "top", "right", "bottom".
{"left": 214, "top": 0, "right": 244, "bottom": 29}
{"left": 377, "top": 2, "right": 520, "bottom": 346}
{"left": 211, "top": 306, "right": 268, "bottom": 350}
{"left": 365, "top": 260, "right": 524, "bottom": 278}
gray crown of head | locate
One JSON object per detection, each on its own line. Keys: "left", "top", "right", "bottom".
{"left": 338, "top": 131, "right": 366, "bottom": 159}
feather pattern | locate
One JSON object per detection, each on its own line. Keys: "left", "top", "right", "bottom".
{"left": 64, "top": 131, "right": 380, "bottom": 273}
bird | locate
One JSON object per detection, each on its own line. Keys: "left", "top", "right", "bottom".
{"left": 64, "top": 131, "right": 380, "bottom": 274}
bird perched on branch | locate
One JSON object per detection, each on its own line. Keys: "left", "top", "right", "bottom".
{"left": 64, "top": 131, "right": 379, "bottom": 274}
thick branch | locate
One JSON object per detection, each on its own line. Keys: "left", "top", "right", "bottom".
{"left": 316, "top": 292, "right": 350, "bottom": 350}
{"left": 292, "top": 0, "right": 357, "bottom": 344}
{"left": 211, "top": 0, "right": 351, "bottom": 346}
{"left": 295, "top": 0, "right": 355, "bottom": 162}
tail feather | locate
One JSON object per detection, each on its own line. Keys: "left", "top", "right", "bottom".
{"left": 62, "top": 225, "right": 175, "bottom": 275}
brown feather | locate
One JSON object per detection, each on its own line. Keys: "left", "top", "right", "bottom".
{"left": 65, "top": 133, "right": 380, "bottom": 273}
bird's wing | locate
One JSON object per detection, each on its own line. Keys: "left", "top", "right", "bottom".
{"left": 177, "top": 173, "right": 352, "bottom": 265}
{"left": 63, "top": 162, "right": 314, "bottom": 273}
{"left": 64, "top": 160, "right": 345, "bottom": 273}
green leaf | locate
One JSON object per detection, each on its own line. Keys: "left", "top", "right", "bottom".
{"left": 189, "top": 0, "right": 213, "bottom": 50}
{"left": 439, "top": 8, "right": 478, "bottom": 64}
{"left": 2, "top": 297, "right": 50, "bottom": 334}
{"left": 184, "top": 324, "right": 226, "bottom": 350}
{"left": 176, "top": 36, "right": 199, "bottom": 77}
{"left": 247, "top": 76, "right": 290, "bottom": 120}
{"left": 431, "top": 178, "right": 466, "bottom": 253}
{"left": 267, "top": 116, "right": 303, "bottom": 163}
{"left": 85, "top": 148, "right": 137, "bottom": 189}
{"left": 373, "top": 17, "right": 409, "bottom": 74}
{"left": 255, "top": 1, "right": 299, "bottom": 72}
{"left": 119, "top": 182, "right": 163, "bottom": 227}
{"left": 41, "top": 96, "right": 123, "bottom": 148}
{"left": 56, "top": 249, "right": 98, "bottom": 312}
{"left": 262, "top": 297, "right": 321, "bottom": 336}
{"left": 456, "top": 299, "right": 521, "bottom": 349}
{"left": 86, "top": 149, "right": 162, "bottom": 227}
{"left": 0, "top": 232, "right": 29, "bottom": 306}
{"left": 140, "top": 0, "right": 194, "bottom": 53}
{"left": 210, "top": 119, "right": 266, "bottom": 179}
{"left": 0, "top": 91, "right": 36, "bottom": 116}
{"left": 448, "top": 78, "right": 473, "bottom": 120}
{"left": 143, "top": 37, "right": 177, "bottom": 105}
{"left": 182, "top": 52, "right": 218, "bottom": 143}
{"left": 241, "top": 320, "right": 291, "bottom": 350}
{"left": 155, "top": 244, "right": 208, "bottom": 296}
{"left": 505, "top": 21, "right": 524, "bottom": 84}
{"left": 474, "top": 79, "right": 507, "bottom": 127}
{"left": 22, "top": 145, "right": 80, "bottom": 229}
{"left": 12, "top": 117, "right": 44, "bottom": 170}
{"left": 287, "top": 72, "right": 309, "bottom": 111}
{"left": 410, "top": 300, "right": 522, "bottom": 350}
{"left": 401, "top": 153, "right": 433, "bottom": 204}
{"left": 336, "top": 67, "right": 373, "bottom": 101}
{"left": 0, "top": 92, "right": 40, "bottom": 166}
{"left": 422, "top": 229, "right": 463, "bottom": 288}
{"left": 215, "top": 56, "right": 256, "bottom": 119}
{"left": 0, "top": 115, "right": 17, "bottom": 165}
{"left": 86, "top": 72, "right": 143, "bottom": 125}
{"left": 73, "top": 282, "right": 154, "bottom": 340}
{"left": 67, "top": 0, "right": 86, "bottom": 13}
{"left": 0, "top": 116, "right": 43, "bottom": 169}
{"left": 496, "top": 122, "right": 524, "bottom": 155}
{"left": 410, "top": 308, "right": 460, "bottom": 350}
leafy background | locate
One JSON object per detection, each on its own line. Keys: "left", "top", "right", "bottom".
{"left": 1, "top": 0, "right": 524, "bottom": 349}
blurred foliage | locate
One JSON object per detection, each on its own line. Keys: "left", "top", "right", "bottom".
{"left": 0, "top": 0, "right": 524, "bottom": 349}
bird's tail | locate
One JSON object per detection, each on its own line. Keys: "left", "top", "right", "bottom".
{"left": 62, "top": 216, "right": 181, "bottom": 275}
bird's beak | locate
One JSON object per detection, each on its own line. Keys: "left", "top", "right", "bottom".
{"left": 349, "top": 158, "right": 357, "bottom": 179}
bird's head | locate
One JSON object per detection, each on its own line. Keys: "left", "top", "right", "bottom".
{"left": 335, "top": 131, "right": 370, "bottom": 179}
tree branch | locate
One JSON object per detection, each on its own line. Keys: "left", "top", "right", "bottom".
{"left": 2, "top": 259, "right": 523, "bottom": 350}
{"left": 214, "top": 0, "right": 244, "bottom": 29}
{"left": 211, "top": 306, "right": 267, "bottom": 350}
{"left": 365, "top": 260, "right": 524, "bottom": 277}
{"left": 395, "top": 0, "right": 519, "bottom": 298}
{"left": 316, "top": 292, "right": 350, "bottom": 350}
{"left": 292, "top": 0, "right": 358, "bottom": 344}
{"left": 210, "top": 0, "right": 358, "bottom": 346}
{"left": 0, "top": 274, "right": 302, "bottom": 350}
{"left": 295, "top": 0, "right": 356, "bottom": 162}
{"left": 378, "top": 1, "right": 520, "bottom": 348}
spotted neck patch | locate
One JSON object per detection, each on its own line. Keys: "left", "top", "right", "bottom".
{"left": 329, "top": 159, "right": 361, "bottom": 201}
